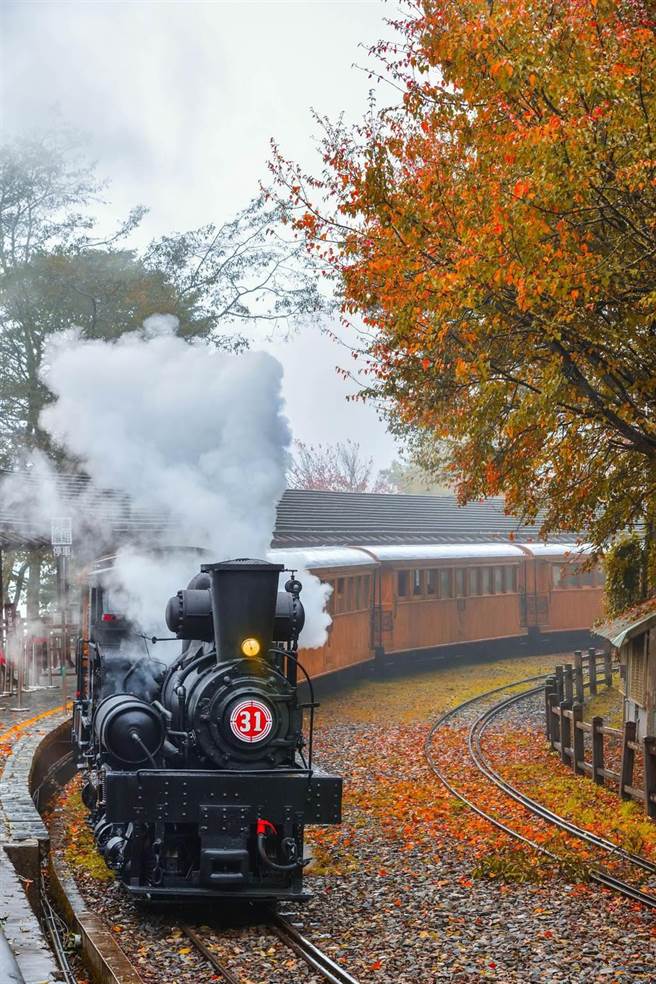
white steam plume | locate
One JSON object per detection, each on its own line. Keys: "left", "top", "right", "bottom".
{"left": 26, "top": 314, "right": 330, "bottom": 646}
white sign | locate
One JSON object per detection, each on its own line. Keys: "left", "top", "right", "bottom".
{"left": 51, "top": 517, "right": 73, "bottom": 546}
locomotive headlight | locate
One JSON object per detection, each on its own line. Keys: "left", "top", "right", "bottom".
{"left": 241, "top": 637, "right": 261, "bottom": 657}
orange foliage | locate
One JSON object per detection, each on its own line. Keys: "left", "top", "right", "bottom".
{"left": 271, "top": 0, "right": 656, "bottom": 549}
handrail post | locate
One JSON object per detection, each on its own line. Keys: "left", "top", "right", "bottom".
{"left": 548, "top": 692, "right": 560, "bottom": 750}
{"left": 572, "top": 703, "right": 584, "bottom": 775}
{"left": 588, "top": 647, "right": 598, "bottom": 696}
{"left": 591, "top": 716, "right": 604, "bottom": 786}
{"left": 555, "top": 664, "right": 564, "bottom": 701}
{"left": 574, "top": 650, "right": 584, "bottom": 703}
{"left": 603, "top": 650, "right": 613, "bottom": 689}
{"left": 564, "top": 664, "right": 574, "bottom": 704}
{"left": 644, "top": 736, "right": 656, "bottom": 820}
{"left": 560, "top": 700, "right": 572, "bottom": 766}
{"left": 620, "top": 721, "right": 637, "bottom": 800}
{"left": 545, "top": 677, "right": 556, "bottom": 740}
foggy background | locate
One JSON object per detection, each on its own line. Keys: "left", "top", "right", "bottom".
{"left": 1, "top": 0, "right": 398, "bottom": 469}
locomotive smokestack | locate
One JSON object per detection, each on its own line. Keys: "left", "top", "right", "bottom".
{"left": 201, "top": 558, "right": 284, "bottom": 660}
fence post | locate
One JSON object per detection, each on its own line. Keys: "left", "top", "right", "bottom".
{"left": 548, "top": 692, "right": 560, "bottom": 750}
{"left": 555, "top": 664, "right": 564, "bottom": 701}
{"left": 574, "top": 650, "right": 584, "bottom": 703}
{"left": 572, "top": 703, "right": 584, "bottom": 775}
{"left": 545, "top": 677, "right": 556, "bottom": 740}
{"left": 560, "top": 700, "right": 572, "bottom": 766}
{"left": 591, "top": 716, "right": 604, "bottom": 786}
{"left": 588, "top": 647, "right": 598, "bottom": 696}
{"left": 564, "top": 664, "right": 574, "bottom": 704}
{"left": 603, "top": 650, "right": 613, "bottom": 689}
{"left": 644, "top": 736, "right": 656, "bottom": 820}
{"left": 620, "top": 721, "right": 637, "bottom": 800}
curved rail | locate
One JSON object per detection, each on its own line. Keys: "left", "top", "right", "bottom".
{"left": 470, "top": 687, "right": 656, "bottom": 876}
{"left": 425, "top": 674, "right": 656, "bottom": 909}
{"left": 182, "top": 915, "right": 360, "bottom": 984}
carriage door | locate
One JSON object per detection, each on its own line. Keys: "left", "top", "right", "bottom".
{"left": 371, "top": 568, "right": 395, "bottom": 657}
{"left": 520, "top": 558, "right": 550, "bottom": 632}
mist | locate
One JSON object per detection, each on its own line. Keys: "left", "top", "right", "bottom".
{"left": 2, "top": 314, "right": 331, "bottom": 646}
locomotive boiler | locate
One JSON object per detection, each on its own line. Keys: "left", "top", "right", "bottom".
{"left": 72, "top": 558, "right": 342, "bottom": 900}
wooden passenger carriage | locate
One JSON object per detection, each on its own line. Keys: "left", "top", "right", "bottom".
{"left": 270, "top": 491, "right": 605, "bottom": 680}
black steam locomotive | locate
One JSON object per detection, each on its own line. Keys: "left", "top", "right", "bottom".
{"left": 72, "top": 557, "right": 342, "bottom": 900}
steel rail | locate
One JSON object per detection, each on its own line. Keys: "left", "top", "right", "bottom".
{"left": 182, "top": 917, "right": 360, "bottom": 984}
{"left": 269, "top": 914, "right": 360, "bottom": 984}
{"left": 470, "top": 687, "right": 656, "bottom": 876}
{"left": 424, "top": 673, "right": 656, "bottom": 910}
{"left": 181, "top": 924, "right": 241, "bottom": 984}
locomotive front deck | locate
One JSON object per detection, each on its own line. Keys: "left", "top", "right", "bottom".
{"left": 102, "top": 765, "right": 341, "bottom": 899}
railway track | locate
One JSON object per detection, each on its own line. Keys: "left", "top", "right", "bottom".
{"left": 182, "top": 913, "right": 360, "bottom": 984}
{"left": 425, "top": 673, "right": 656, "bottom": 909}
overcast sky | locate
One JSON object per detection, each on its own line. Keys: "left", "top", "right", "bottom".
{"left": 1, "top": 0, "right": 400, "bottom": 470}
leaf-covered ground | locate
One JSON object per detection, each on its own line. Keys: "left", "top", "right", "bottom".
{"left": 50, "top": 653, "right": 656, "bottom": 982}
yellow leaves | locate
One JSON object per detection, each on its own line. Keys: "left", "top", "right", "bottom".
{"left": 178, "top": 947, "right": 192, "bottom": 956}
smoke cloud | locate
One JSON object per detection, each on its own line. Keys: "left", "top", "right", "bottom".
{"left": 8, "top": 315, "right": 330, "bottom": 646}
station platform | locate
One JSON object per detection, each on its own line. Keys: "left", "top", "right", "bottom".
{"left": 0, "top": 684, "right": 70, "bottom": 983}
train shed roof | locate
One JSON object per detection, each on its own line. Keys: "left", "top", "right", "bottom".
{"left": 271, "top": 490, "right": 582, "bottom": 548}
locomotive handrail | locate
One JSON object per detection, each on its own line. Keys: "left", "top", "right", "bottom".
{"left": 270, "top": 646, "right": 317, "bottom": 773}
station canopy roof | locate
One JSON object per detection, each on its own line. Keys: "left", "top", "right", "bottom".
{"left": 0, "top": 469, "right": 165, "bottom": 551}
{"left": 0, "top": 474, "right": 586, "bottom": 553}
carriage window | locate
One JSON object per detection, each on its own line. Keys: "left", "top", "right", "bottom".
{"left": 361, "top": 575, "right": 371, "bottom": 609}
{"left": 398, "top": 571, "right": 409, "bottom": 597}
{"left": 552, "top": 563, "right": 587, "bottom": 588}
{"left": 455, "top": 569, "right": 466, "bottom": 597}
{"left": 494, "top": 567, "right": 505, "bottom": 593}
{"left": 352, "top": 577, "right": 360, "bottom": 610}
{"left": 426, "top": 569, "right": 437, "bottom": 595}
{"left": 510, "top": 566, "right": 518, "bottom": 592}
{"left": 336, "top": 578, "right": 346, "bottom": 613}
{"left": 439, "top": 569, "right": 453, "bottom": 598}
{"left": 468, "top": 568, "right": 481, "bottom": 596}
{"left": 413, "top": 569, "right": 424, "bottom": 596}
{"left": 325, "top": 581, "right": 335, "bottom": 615}
{"left": 481, "top": 567, "right": 493, "bottom": 594}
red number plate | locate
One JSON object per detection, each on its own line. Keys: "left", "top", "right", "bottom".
{"left": 229, "top": 698, "right": 273, "bottom": 743}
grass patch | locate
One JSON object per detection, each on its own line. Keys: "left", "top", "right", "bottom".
{"left": 56, "top": 776, "right": 115, "bottom": 883}
{"left": 583, "top": 681, "right": 623, "bottom": 729}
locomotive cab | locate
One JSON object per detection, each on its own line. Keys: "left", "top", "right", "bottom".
{"left": 74, "top": 557, "right": 342, "bottom": 901}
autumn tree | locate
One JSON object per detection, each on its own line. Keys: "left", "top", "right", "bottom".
{"left": 0, "top": 130, "right": 323, "bottom": 611}
{"left": 287, "top": 439, "right": 392, "bottom": 492}
{"left": 0, "top": 130, "right": 323, "bottom": 466}
{"left": 272, "top": 0, "right": 656, "bottom": 567}
{"left": 380, "top": 458, "right": 452, "bottom": 496}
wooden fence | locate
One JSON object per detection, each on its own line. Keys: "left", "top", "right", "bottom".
{"left": 545, "top": 648, "right": 656, "bottom": 820}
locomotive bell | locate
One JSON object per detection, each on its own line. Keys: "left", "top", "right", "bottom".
{"left": 200, "top": 558, "right": 284, "bottom": 659}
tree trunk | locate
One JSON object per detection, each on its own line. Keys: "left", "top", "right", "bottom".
{"left": 10, "top": 560, "right": 29, "bottom": 608}
{"left": 26, "top": 550, "right": 42, "bottom": 621}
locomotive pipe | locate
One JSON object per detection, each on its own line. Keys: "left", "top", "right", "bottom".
{"left": 256, "top": 819, "right": 305, "bottom": 871}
